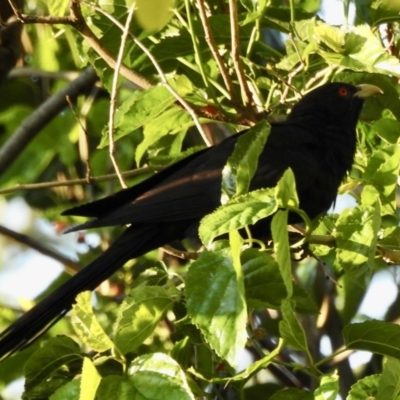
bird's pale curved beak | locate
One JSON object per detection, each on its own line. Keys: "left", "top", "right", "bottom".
{"left": 355, "top": 84, "right": 383, "bottom": 98}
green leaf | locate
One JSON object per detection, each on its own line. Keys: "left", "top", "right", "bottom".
{"left": 114, "top": 286, "right": 175, "bottom": 354}
{"left": 334, "top": 204, "right": 380, "bottom": 286}
{"left": 371, "top": 0, "right": 400, "bottom": 25}
{"left": 242, "top": 248, "right": 318, "bottom": 314}
{"left": 343, "top": 320, "right": 400, "bottom": 359}
{"left": 314, "top": 22, "right": 400, "bottom": 77}
{"left": 372, "top": 118, "right": 400, "bottom": 144}
{"left": 98, "top": 353, "right": 194, "bottom": 400}
{"left": 136, "top": 106, "right": 194, "bottom": 165}
{"left": 24, "top": 337, "right": 82, "bottom": 393}
{"left": 97, "top": 375, "right": 135, "bottom": 400}
{"left": 199, "top": 188, "right": 278, "bottom": 245}
{"left": 363, "top": 144, "right": 400, "bottom": 214}
{"left": 80, "top": 358, "right": 102, "bottom": 400}
{"left": 380, "top": 226, "right": 400, "bottom": 250}
{"left": 314, "top": 371, "right": 339, "bottom": 400}
{"left": 340, "top": 273, "right": 370, "bottom": 326}
{"left": 271, "top": 210, "right": 292, "bottom": 298}
{"left": 71, "top": 291, "right": 114, "bottom": 353}
{"left": 269, "top": 388, "right": 313, "bottom": 400}
{"left": 134, "top": 0, "right": 175, "bottom": 32}
{"left": 314, "top": 23, "right": 346, "bottom": 53}
{"left": 376, "top": 357, "right": 400, "bottom": 400}
{"left": 228, "top": 339, "right": 283, "bottom": 383}
{"left": 50, "top": 380, "right": 81, "bottom": 400}
{"left": 128, "top": 352, "right": 193, "bottom": 387}
{"left": 347, "top": 374, "right": 380, "bottom": 400}
{"left": 275, "top": 168, "right": 299, "bottom": 209}
{"left": 279, "top": 299, "right": 308, "bottom": 352}
{"left": 192, "top": 338, "right": 284, "bottom": 384}
{"left": 48, "top": 0, "right": 69, "bottom": 16}
{"left": 100, "top": 86, "right": 175, "bottom": 148}
{"left": 222, "top": 120, "right": 270, "bottom": 199}
{"left": 185, "top": 251, "right": 247, "bottom": 367}
{"left": 0, "top": 345, "right": 38, "bottom": 386}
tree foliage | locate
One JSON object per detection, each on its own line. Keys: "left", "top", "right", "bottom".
{"left": 0, "top": 0, "right": 400, "bottom": 399}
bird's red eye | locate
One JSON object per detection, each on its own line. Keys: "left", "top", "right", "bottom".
{"left": 338, "top": 87, "right": 348, "bottom": 97}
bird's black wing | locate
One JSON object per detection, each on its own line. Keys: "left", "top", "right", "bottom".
{"left": 63, "top": 135, "right": 237, "bottom": 230}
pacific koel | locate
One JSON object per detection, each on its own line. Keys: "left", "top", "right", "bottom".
{"left": 0, "top": 82, "right": 381, "bottom": 359}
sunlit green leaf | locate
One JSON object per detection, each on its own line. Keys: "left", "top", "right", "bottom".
{"left": 344, "top": 320, "right": 400, "bottom": 359}
{"left": 376, "top": 357, "right": 400, "bottom": 400}
{"left": 114, "top": 286, "right": 175, "bottom": 354}
{"left": 24, "top": 337, "right": 82, "bottom": 393}
{"left": 314, "top": 371, "right": 339, "bottom": 400}
{"left": 186, "top": 251, "right": 247, "bottom": 367}
{"left": 279, "top": 299, "right": 309, "bottom": 352}
{"left": 222, "top": 120, "right": 270, "bottom": 199}
{"left": 71, "top": 292, "right": 114, "bottom": 353}
{"left": 80, "top": 358, "right": 101, "bottom": 400}
{"left": 347, "top": 374, "right": 380, "bottom": 400}
{"left": 134, "top": 0, "right": 175, "bottom": 32}
{"left": 199, "top": 188, "right": 278, "bottom": 245}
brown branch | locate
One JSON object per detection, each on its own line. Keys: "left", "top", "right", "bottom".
{"left": 65, "top": 94, "right": 93, "bottom": 182}
{"left": 0, "top": 66, "right": 98, "bottom": 176}
{"left": 161, "top": 245, "right": 199, "bottom": 260}
{"left": 385, "top": 23, "right": 397, "bottom": 57}
{"left": 228, "top": 0, "right": 254, "bottom": 113}
{"left": 0, "top": 224, "right": 81, "bottom": 274}
{"left": 196, "top": 0, "right": 237, "bottom": 103}
{"left": 379, "top": 246, "right": 400, "bottom": 264}
{"left": 0, "top": 0, "right": 23, "bottom": 86}
{"left": 307, "top": 234, "right": 400, "bottom": 264}
{"left": 0, "top": 166, "right": 160, "bottom": 195}
{"left": 69, "top": 0, "right": 152, "bottom": 90}
{"left": 107, "top": 4, "right": 136, "bottom": 189}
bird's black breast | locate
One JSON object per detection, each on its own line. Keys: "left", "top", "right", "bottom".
{"left": 253, "top": 120, "right": 357, "bottom": 222}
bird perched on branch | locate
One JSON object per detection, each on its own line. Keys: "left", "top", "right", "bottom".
{"left": 0, "top": 82, "right": 381, "bottom": 359}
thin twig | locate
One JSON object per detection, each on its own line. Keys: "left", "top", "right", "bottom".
{"left": 280, "top": 63, "right": 305, "bottom": 104}
{"left": 108, "top": 3, "right": 136, "bottom": 189}
{"left": 385, "top": 23, "right": 397, "bottom": 57}
{"left": 0, "top": 224, "right": 81, "bottom": 274}
{"left": 6, "top": 0, "right": 73, "bottom": 25}
{"left": 161, "top": 245, "right": 199, "bottom": 260}
{"left": 305, "top": 66, "right": 336, "bottom": 90}
{"left": 184, "top": 0, "right": 210, "bottom": 87}
{"left": 196, "top": 0, "right": 237, "bottom": 103}
{"left": 228, "top": 0, "right": 253, "bottom": 111}
{"left": 0, "top": 166, "right": 160, "bottom": 195}
{"left": 79, "top": 86, "right": 100, "bottom": 181}
{"left": 65, "top": 95, "right": 93, "bottom": 182}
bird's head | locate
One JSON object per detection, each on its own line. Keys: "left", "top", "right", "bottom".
{"left": 287, "top": 82, "right": 382, "bottom": 130}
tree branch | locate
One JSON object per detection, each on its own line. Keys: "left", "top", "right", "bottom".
{"left": 107, "top": 3, "right": 135, "bottom": 188}
{"left": 228, "top": 0, "right": 254, "bottom": 113}
{"left": 196, "top": 0, "right": 237, "bottom": 103}
{"left": 0, "top": 166, "right": 160, "bottom": 195}
{"left": 0, "top": 66, "right": 98, "bottom": 176}
{"left": 0, "top": 224, "right": 81, "bottom": 274}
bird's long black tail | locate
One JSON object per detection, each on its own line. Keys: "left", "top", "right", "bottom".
{"left": 0, "top": 224, "right": 177, "bottom": 359}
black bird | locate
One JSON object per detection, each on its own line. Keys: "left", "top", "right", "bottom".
{"left": 0, "top": 82, "right": 381, "bottom": 359}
